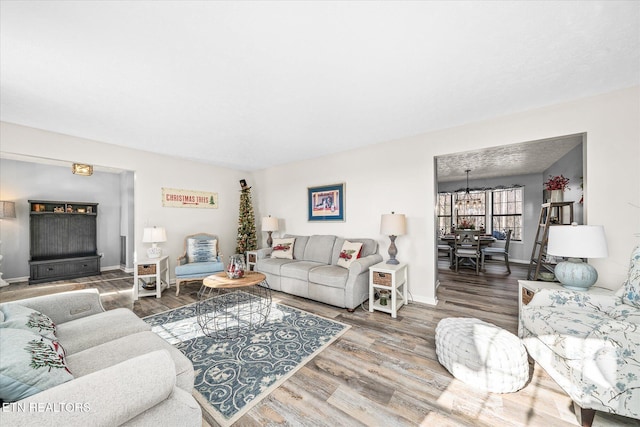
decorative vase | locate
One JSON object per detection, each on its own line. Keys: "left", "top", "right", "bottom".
{"left": 550, "top": 190, "right": 563, "bottom": 203}
{"left": 226, "top": 254, "right": 246, "bottom": 279}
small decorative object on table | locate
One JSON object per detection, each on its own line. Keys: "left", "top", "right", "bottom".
{"left": 226, "top": 254, "right": 246, "bottom": 279}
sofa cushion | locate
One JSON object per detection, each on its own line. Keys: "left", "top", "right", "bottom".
{"left": 56, "top": 308, "right": 151, "bottom": 355}
{"left": 187, "top": 238, "right": 217, "bottom": 263}
{"left": 175, "top": 261, "right": 224, "bottom": 276}
{"left": 280, "top": 261, "right": 325, "bottom": 281}
{"left": 66, "top": 331, "right": 194, "bottom": 392}
{"left": 620, "top": 245, "right": 640, "bottom": 308}
{"left": 303, "top": 235, "right": 336, "bottom": 264}
{"left": 271, "top": 238, "right": 296, "bottom": 259}
{"left": 256, "top": 258, "right": 297, "bottom": 275}
{"left": 0, "top": 303, "right": 57, "bottom": 341}
{"left": 336, "top": 241, "right": 363, "bottom": 269}
{"left": 309, "top": 265, "right": 349, "bottom": 288}
{"left": 0, "top": 327, "right": 74, "bottom": 402}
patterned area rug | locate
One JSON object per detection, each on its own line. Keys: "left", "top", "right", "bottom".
{"left": 144, "top": 296, "right": 350, "bottom": 427}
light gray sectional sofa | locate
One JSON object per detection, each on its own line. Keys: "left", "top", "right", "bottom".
{"left": 256, "top": 234, "right": 382, "bottom": 310}
{"left": 0, "top": 289, "right": 201, "bottom": 426}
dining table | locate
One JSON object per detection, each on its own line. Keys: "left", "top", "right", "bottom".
{"left": 440, "top": 234, "right": 497, "bottom": 269}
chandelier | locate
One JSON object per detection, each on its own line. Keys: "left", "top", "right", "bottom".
{"left": 456, "top": 169, "right": 481, "bottom": 208}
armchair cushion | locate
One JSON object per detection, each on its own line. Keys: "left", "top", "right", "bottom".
{"left": 186, "top": 238, "right": 217, "bottom": 263}
{"left": 175, "top": 260, "right": 224, "bottom": 277}
{"left": 620, "top": 245, "right": 640, "bottom": 308}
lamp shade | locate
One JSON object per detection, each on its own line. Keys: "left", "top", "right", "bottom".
{"left": 0, "top": 201, "right": 16, "bottom": 219}
{"left": 380, "top": 213, "right": 406, "bottom": 236}
{"left": 547, "top": 224, "right": 608, "bottom": 258}
{"left": 262, "top": 216, "right": 279, "bottom": 232}
{"left": 142, "top": 226, "right": 167, "bottom": 243}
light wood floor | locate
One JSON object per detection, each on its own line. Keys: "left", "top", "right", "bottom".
{"left": 1, "top": 260, "right": 637, "bottom": 427}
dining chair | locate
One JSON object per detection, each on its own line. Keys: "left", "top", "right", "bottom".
{"left": 481, "top": 229, "right": 512, "bottom": 273}
{"left": 454, "top": 229, "right": 482, "bottom": 275}
{"left": 437, "top": 241, "right": 453, "bottom": 265}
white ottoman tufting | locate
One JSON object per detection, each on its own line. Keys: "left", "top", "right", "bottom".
{"left": 435, "top": 317, "right": 529, "bottom": 393}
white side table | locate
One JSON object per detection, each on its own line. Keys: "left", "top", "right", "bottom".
{"left": 134, "top": 255, "right": 170, "bottom": 300}
{"left": 369, "top": 262, "right": 408, "bottom": 318}
{"left": 246, "top": 250, "right": 258, "bottom": 272}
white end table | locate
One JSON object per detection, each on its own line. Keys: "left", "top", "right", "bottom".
{"left": 133, "top": 255, "right": 170, "bottom": 300}
{"left": 369, "top": 262, "right": 408, "bottom": 318}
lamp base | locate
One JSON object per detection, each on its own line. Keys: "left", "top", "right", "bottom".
{"left": 147, "top": 246, "right": 162, "bottom": 259}
{"left": 386, "top": 235, "right": 399, "bottom": 265}
{"left": 554, "top": 258, "right": 598, "bottom": 291}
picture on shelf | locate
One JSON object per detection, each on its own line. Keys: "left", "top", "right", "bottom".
{"left": 87, "top": 206, "right": 93, "bottom": 213}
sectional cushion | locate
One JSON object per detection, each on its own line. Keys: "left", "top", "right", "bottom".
{"left": 303, "top": 235, "right": 336, "bottom": 264}
{"left": 66, "top": 331, "right": 194, "bottom": 392}
{"left": 56, "top": 308, "right": 151, "bottom": 355}
{"left": 280, "top": 261, "right": 324, "bottom": 281}
{"left": 309, "top": 265, "right": 349, "bottom": 288}
{"left": 0, "top": 327, "right": 74, "bottom": 402}
{"left": 0, "top": 303, "right": 57, "bottom": 341}
{"left": 256, "top": 258, "right": 296, "bottom": 275}
{"left": 187, "top": 238, "right": 218, "bottom": 263}
{"left": 271, "top": 238, "right": 296, "bottom": 259}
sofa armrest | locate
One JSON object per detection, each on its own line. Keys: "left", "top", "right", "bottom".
{"left": 256, "top": 248, "right": 273, "bottom": 259}
{"left": 0, "top": 350, "right": 177, "bottom": 427}
{"left": 348, "top": 254, "right": 383, "bottom": 276}
{"left": 527, "top": 286, "right": 620, "bottom": 313}
{"left": 0, "top": 289, "right": 105, "bottom": 325}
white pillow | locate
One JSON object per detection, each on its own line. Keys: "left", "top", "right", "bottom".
{"left": 187, "top": 238, "right": 218, "bottom": 263}
{"left": 337, "top": 241, "right": 363, "bottom": 268}
{"left": 271, "top": 238, "right": 296, "bottom": 259}
{"left": 0, "top": 304, "right": 57, "bottom": 341}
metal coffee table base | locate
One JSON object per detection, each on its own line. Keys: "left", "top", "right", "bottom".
{"left": 196, "top": 280, "right": 271, "bottom": 339}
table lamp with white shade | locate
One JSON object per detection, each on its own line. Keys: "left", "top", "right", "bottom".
{"left": 547, "top": 223, "right": 608, "bottom": 290}
{"left": 380, "top": 212, "right": 406, "bottom": 265}
{"left": 261, "top": 216, "right": 279, "bottom": 247}
{"left": 143, "top": 226, "right": 167, "bottom": 258}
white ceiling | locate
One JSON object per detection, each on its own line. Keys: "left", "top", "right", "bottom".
{"left": 1, "top": 1, "right": 638, "bottom": 172}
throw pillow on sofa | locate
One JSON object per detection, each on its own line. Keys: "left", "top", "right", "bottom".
{"left": 0, "top": 304, "right": 57, "bottom": 341}
{"left": 272, "top": 238, "right": 295, "bottom": 259}
{"left": 337, "top": 241, "right": 363, "bottom": 268}
{"left": 187, "top": 238, "right": 218, "bottom": 263}
{"left": 0, "top": 327, "right": 73, "bottom": 402}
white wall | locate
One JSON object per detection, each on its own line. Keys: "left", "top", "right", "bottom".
{"left": 0, "top": 123, "right": 249, "bottom": 281}
{"left": 254, "top": 86, "right": 640, "bottom": 303}
{"left": 0, "top": 158, "right": 123, "bottom": 279}
{"left": 544, "top": 142, "right": 584, "bottom": 223}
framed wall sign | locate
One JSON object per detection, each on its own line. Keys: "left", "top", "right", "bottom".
{"left": 308, "top": 183, "right": 345, "bottom": 222}
{"left": 162, "top": 187, "right": 218, "bottom": 209}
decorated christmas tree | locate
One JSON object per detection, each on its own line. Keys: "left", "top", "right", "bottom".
{"left": 236, "top": 180, "right": 257, "bottom": 254}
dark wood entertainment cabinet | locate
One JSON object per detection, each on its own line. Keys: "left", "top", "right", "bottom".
{"left": 29, "top": 200, "right": 101, "bottom": 284}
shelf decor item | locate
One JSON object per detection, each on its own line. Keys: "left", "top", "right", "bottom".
{"left": 547, "top": 223, "right": 608, "bottom": 290}
{"left": 544, "top": 175, "right": 570, "bottom": 203}
{"left": 226, "top": 254, "right": 246, "bottom": 279}
{"left": 380, "top": 211, "right": 406, "bottom": 265}
{"left": 143, "top": 226, "right": 167, "bottom": 259}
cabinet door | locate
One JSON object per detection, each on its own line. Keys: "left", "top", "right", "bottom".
{"left": 68, "top": 215, "right": 97, "bottom": 256}
{"left": 30, "top": 215, "right": 70, "bottom": 259}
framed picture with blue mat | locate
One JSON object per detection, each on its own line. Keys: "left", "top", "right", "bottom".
{"left": 308, "top": 182, "right": 345, "bottom": 222}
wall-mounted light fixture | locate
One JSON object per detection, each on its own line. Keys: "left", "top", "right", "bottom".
{"left": 72, "top": 163, "right": 93, "bottom": 176}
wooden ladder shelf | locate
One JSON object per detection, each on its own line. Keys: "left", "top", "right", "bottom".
{"left": 527, "top": 202, "right": 574, "bottom": 281}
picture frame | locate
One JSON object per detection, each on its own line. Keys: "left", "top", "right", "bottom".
{"left": 308, "top": 183, "right": 345, "bottom": 222}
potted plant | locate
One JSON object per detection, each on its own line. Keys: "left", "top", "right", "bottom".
{"left": 458, "top": 219, "right": 475, "bottom": 230}
{"left": 544, "top": 175, "right": 570, "bottom": 202}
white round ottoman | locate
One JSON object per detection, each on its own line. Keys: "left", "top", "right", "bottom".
{"left": 435, "top": 317, "right": 529, "bottom": 393}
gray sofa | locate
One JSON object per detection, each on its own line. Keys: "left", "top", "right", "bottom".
{"left": 256, "top": 234, "right": 382, "bottom": 310}
{"left": 0, "top": 289, "right": 201, "bottom": 426}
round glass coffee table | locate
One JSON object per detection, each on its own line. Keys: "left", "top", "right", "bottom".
{"left": 196, "top": 271, "right": 271, "bottom": 339}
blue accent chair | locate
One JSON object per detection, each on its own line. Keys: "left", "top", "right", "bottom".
{"left": 175, "top": 233, "right": 224, "bottom": 296}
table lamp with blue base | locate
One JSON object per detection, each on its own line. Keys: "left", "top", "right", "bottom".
{"left": 547, "top": 223, "right": 608, "bottom": 291}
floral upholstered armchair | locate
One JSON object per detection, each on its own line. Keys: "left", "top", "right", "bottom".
{"left": 519, "top": 245, "right": 640, "bottom": 425}
{"left": 174, "top": 233, "right": 224, "bottom": 296}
